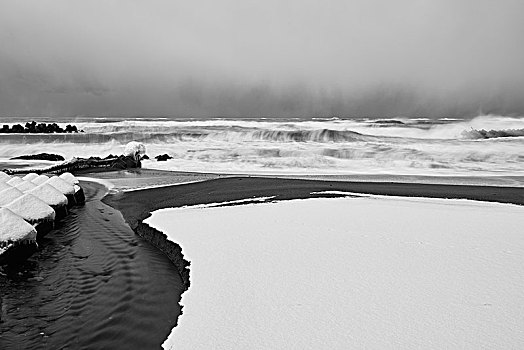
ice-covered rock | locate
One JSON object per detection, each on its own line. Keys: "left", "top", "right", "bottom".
{"left": 23, "top": 173, "right": 39, "bottom": 182}
{"left": 0, "top": 172, "right": 11, "bottom": 182}
{"left": 27, "top": 184, "right": 68, "bottom": 207}
{"left": 59, "top": 172, "right": 79, "bottom": 185}
{"left": 46, "top": 176, "right": 75, "bottom": 196}
{"left": 0, "top": 187, "right": 24, "bottom": 206}
{"left": 123, "top": 141, "right": 146, "bottom": 160}
{"left": 7, "top": 176, "right": 23, "bottom": 186}
{"left": 73, "top": 184, "right": 85, "bottom": 204}
{"left": 0, "top": 207, "right": 37, "bottom": 245}
{"left": 6, "top": 193, "right": 56, "bottom": 224}
{"left": 32, "top": 174, "right": 50, "bottom": 185}
{"left": 15, "top": 180, "right": 37, "bottom": 193}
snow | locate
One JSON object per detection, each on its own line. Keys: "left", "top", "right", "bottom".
{"left": 22, "top": 173, "right": 39, "bottom": 182}
{"left": 31, "top": 174, "right": 50, "bottom": 185}
{"left": 310, "top": 190, "right": 366, "bottom": 196}
{"left": 5, "top": 193, "right": 55, "bottom": 223}
{"left": 6, "top": 176, "right": 23, "bottom": 186}
{"left": 0, "top": 171, "right": 11, "bottom": 181}
{"left": 59, "top": 172, "right": 79, "bottom": 185}
{"left": 175, "top": 196, "right": 276, "bottom": 209}
{"left": 46, "top": 176, "right": 75, "bottom": 196}
{"left": 27, "top": 184, "right": 68, "bottom": 207}
{"left": 0, "top": 187, "right": 24, "bottom": 206}
{"left": 145, "top": 196, "right": 524, "bottom": 350}
{"left": 123, "top": 141, "right": 146, "bottom": 158}
{"left": 74, "top": 184, "right": 81, "bottom": 194}
{"left": 14, "top": 180, "right": 37, "bottom": 193}
{"left": 0, "top": 207, "right": 37, "bottom": 243}
{"left": 0, "top": 181, "right": 13, "bottom": 192}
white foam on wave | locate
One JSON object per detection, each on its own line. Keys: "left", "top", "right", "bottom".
{"left": 66, "top": 114, "right": 524, "bottom": 139}
{"left": 0, "top": 115, "right": 522, "bottom": 178}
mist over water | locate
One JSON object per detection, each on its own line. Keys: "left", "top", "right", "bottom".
{"left": 1, "top": 0, "right": 524, "bottom": 117}
{"left": 1, "top": 2, "right": 523, "bottom": 179}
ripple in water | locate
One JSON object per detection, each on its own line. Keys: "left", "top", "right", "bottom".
{"left": 0, "top": 182, "right": 185, "bottom": 349}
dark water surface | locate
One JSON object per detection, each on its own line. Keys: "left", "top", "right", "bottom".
{"left": 0, "top": 182, "right": 184, "bottom": 349}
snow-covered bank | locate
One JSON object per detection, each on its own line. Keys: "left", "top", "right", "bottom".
{"left": 145, "top": 196, "right": 524, "bottom": 349}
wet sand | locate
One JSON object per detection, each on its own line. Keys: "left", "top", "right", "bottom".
{"left": 104, "top": 176, "right": 524, "bottom": 229}
{"left": 0, "top": 181, "right": 185, "bottom": 349}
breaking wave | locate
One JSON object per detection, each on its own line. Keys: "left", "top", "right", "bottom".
{"left": 0, "top": 128, "right": 368, "bottom": 144}
{"left": 461, "top": 128, "right": 524, "bottom": 139}
{"left": 0, "top": 115, "right": 523, "bottom": 177}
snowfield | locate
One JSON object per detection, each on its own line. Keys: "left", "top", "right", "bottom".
{"left": 145, "top": 195, "right": 524, "bottom": 350}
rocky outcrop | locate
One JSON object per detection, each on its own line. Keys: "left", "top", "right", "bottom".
{"left": 3, "top": 155, "right": 142, "bottom": 176}
{"left": 0, "top": 121, "right": 81, "bottom": 134}
{"left": 155, "top": 154, "right": 173, "bottom": 161}
{"left": 11, "top": 153, "right": 65, "bottom": 161}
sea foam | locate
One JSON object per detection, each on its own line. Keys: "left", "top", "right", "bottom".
{"left": 0, "top": 115, "right": 522, "bottom": 177}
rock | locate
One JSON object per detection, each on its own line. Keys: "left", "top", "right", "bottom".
{"left": 155, "top": 154, "right": 173, "bottom": 161}
{"left": 110, "top": 155, "right": 142, "bottom": 169}
{"left": 11, "top": 153, "right": 65, "bottom": 161}
{"left": 0, "top": 121, "right": 81, "bottom": 134}
{"left": 141, "top": 155, "right": 149, "bottom": 160}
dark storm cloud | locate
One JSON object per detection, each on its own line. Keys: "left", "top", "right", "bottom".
{"left": 0, "top": 0, "right": 523, "bottom": 117}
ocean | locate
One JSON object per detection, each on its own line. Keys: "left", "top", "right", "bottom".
{"left": 0, "top": 115, "right": 523, "bottom": 183}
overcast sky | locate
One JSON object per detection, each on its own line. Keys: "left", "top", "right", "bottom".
{"left": 1, "top": 0, "right": 523, "bottom": 118}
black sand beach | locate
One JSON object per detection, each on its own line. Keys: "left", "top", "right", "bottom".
{"left": 105, "top": 176, "right": 524, "bottom": 230}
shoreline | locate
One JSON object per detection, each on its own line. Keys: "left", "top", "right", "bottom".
{"left": 3, "top": 168, "right": 522, "bottom": 348}
{"left": 102, "top": 173, "right": 524, "bottom": 275}
{"left": 104, "top": 176, "right": 524, "bottom": 231}
{"left": 98, "top": 172, "right": 524, "bottom": 347}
